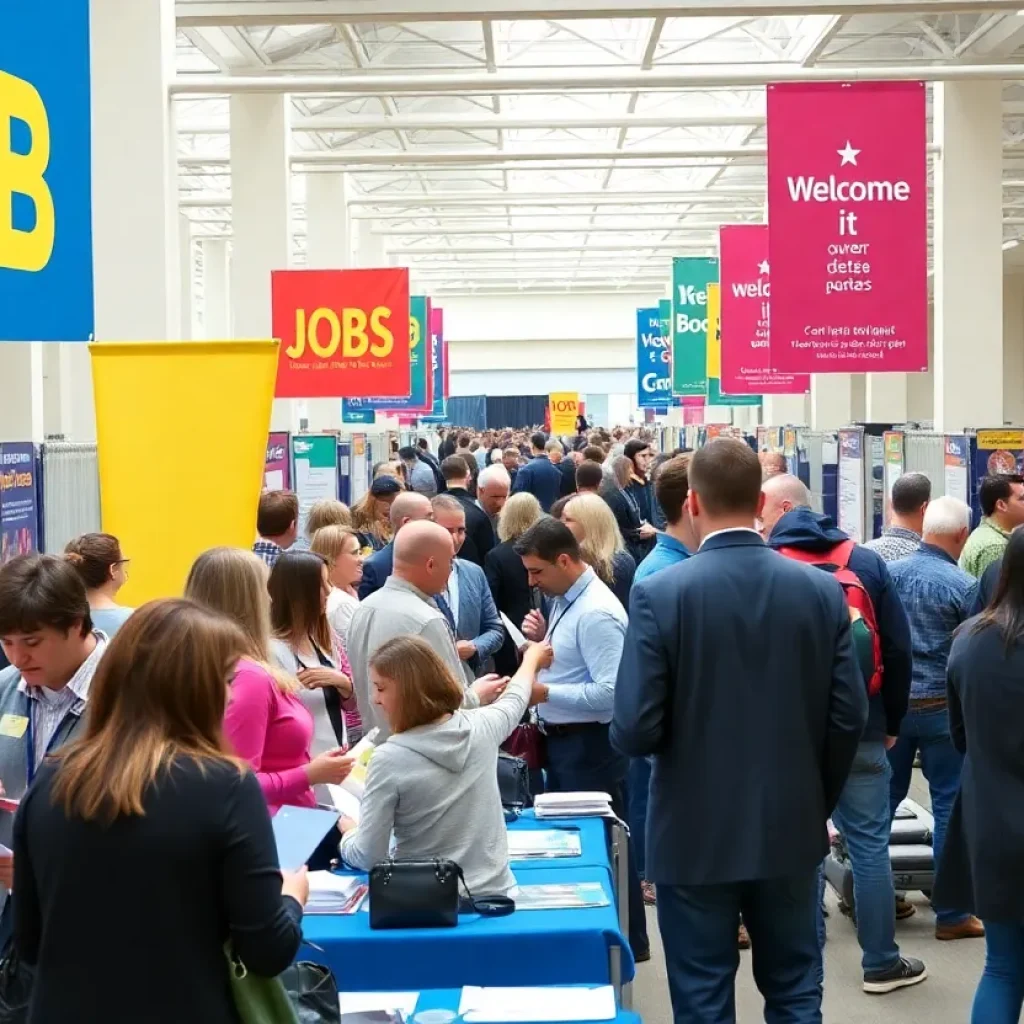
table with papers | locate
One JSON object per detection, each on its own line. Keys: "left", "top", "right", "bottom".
{"left": 338, "top": 985, "right": 642, "bottom": 1024}
{"left": 302, "top": 865, "right": 634, "bottom": 993}
{"left": 506, "top": 811, "right": 612, "bottom": 875}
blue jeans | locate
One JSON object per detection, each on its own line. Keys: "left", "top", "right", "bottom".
{"left": 544, "top": 726, "right": 649, "bottom": 956}
{"left": 973, "top": 921, "right": 1024, "bottom": 1023}
{"left": 627, "top": 757, "right": 651, "bottom": 878}
{"left": 888, "top": 704, "right": 967, "bottom": 926}
{"left": 657, "top": 872, "right": 822, "bottom": 1024}
{"left": 821, "top": 741, "right": 899, "bottom": 974}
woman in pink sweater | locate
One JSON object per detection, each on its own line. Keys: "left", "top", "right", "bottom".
{"left": 185, "top": 547, "right": 353, "bottom": 812}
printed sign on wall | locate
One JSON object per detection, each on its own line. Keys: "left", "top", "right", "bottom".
{"left": 671, "top": 257, "right": 717, "bottom": 396}
{"left": 766, "top": 82, "right": 927, "bottom": 374}
{"left": 1, "top": 1, "right": 94, "bottom": 341}
{"left": 0, "top": 444, "right": 39, "bottom": 564}
{"left": 264, "top": 432, "right": 291, "bottom": 491}
{"left": 637, "top": 307, "right": 671, "bottom": 407}
{"left": 719, "top": 224, "right": 810, "bottom": 395}
{"left": 272, "top": 268, "right": 411, "bottom": 399}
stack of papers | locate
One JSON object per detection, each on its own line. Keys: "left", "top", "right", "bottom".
{"left": 506, "top": 829, "right": 582, "bottom": 860}
{"left": 533, "top": 792, "right": 612, "bottom": 819}
{"left": 509, "top": 882, "right": 610, "bottom": 911}
{"left": 307, "top": 872, "right": 367, "bottom": 915}
{"left": 337, "top": 991, "right": 419, "bottom": 1022}
{"left": 458, "top": 986, "right": 616, "bottom": 1023}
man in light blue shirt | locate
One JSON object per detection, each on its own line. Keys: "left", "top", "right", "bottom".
{"left": 514, "top": 518, "right": 650, "bottom": 961}
{"left": 635, "top": 454, "right": 695, "bottom": 585}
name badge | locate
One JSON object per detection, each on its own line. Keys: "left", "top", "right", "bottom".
{"left": 0, "top": 715, "right": 28, "bottom": 739}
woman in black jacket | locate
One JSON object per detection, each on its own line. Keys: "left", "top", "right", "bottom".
{"left": 13, "top": 599, "right": 307, "bottom": 1024}
{"left": 936, "top": 530, "right": 1024, "bottom": 1023}
{"left": 484, "top": 492, "right": 543, "bottom": 677}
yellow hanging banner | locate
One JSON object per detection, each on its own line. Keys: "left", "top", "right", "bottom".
{"left": 89, "top": 340, "right": 278, "bottom": 605}
{"left": 706, "top": 283, "right": 721, "bottom": 379}
{"left": 549, "top": 392, "right": 579, "bottom": 436}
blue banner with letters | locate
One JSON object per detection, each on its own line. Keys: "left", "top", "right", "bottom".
{"left": 1, "top": 1, "right": 94, "bottom": 341}
{"left": 0, "top": 443, "right": 40, "bottom": 563}
{"left": 636, "top": 307, "right": 671, "bottom": 407}
{"left": 341, "top": 399, "right": 376, "bottom": 425}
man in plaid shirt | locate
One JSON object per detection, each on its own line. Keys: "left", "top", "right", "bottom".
{"left": 865, "top": 473, "right": 931, "bottom": 563}
{"left": 253, "top": 490, "right": 299, "bottom": 568}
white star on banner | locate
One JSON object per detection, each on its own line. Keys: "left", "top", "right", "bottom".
{"left": 837, "top": 141, "right": 860, "bottom": 167}
{"left": 758, "top": 260, "right": 770, "bottom": 275}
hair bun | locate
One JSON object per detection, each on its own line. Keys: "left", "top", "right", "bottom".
{"left": 65, "top": 552, "right": 85, "bottom": 566}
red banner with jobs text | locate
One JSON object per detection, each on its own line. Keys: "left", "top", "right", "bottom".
{"left": 719, "top": 224, "right": 810, "bottom": 395}
{"left": 272, "top": 269, "right": 411, "bottom": 399}
{"left": 766, "top": 82, "right": 927, "bottom": 373}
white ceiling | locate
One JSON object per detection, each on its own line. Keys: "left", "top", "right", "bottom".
{"left": 173, "top": 3, "right": 1024, "bottom": 293}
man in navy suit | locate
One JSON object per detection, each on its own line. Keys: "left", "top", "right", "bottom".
{"left": 357, "top": 491, "right": 433, "bottom": 600}
{"left": 431, "top": 495, "right": 504, "bottom": 678}
{"left": 510, "top": 432, "right": 563, "bottom": 512}
{"left": 612, "top": 438, "right": 867, "bottom": 1023}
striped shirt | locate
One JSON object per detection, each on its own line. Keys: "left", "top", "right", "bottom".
{"left": 19, "top": 632, "right": 106, "bottom": 769}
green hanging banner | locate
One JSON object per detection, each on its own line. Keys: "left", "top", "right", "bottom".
{"left": 671, "top": 257, "right": 718, "bottom": 397}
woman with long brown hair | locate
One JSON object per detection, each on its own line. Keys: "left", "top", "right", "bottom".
{"left": 12, "top": 599, "right": 307, "bottom": 1023}
{"left": 185, "top": 548, "right": 353, "bottom": 813}
{"left": 350, "top": 476, "right": 402, "bottom": 555}
{"left": 64, "top": 532, "right": 133, "bottom": 636}
{"left": 269, "top": 550, "right": 358, "bottom": 751}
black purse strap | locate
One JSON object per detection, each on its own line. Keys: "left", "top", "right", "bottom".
{"left": 455, "top": 865, "right": 515, "bottom": 918}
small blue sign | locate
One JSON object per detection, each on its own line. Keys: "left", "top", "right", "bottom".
{"left": 636, "top": 307, "right": 671, "bottom": 408}
{"left": 0, "top": 1, "right": 94, "bottom": 341}
{"left": 342, "top": 399, "right": 376, "bottom": 425}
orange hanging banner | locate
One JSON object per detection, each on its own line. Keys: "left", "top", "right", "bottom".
{"left": 272, "top": 268, "right": 411, "bottom": 399}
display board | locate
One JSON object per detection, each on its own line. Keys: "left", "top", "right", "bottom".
{"left": 0, "top": 443, "right": 40, "bottom": 563}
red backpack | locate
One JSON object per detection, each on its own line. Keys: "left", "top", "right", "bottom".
{"left": 776, "top": 539, "right": 884, "bottom": 697}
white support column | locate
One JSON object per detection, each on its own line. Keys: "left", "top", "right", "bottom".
{"left": 0, "top": 345, "right": 44, "bottom": 441}
{"left": 935, "top": 81, "right": 1004, "bottom": 432}
{"left": 231, "top": 95, "right": 293, "bottom": 431}
{"left": 1004, "top": 274, "right": 1024, "bottom": 425}
{"left": 304, "top": 173, "right": 352, "bottom": 432}
{"left": 865, "top": 373, "right": 908, "bottom": 424}
{"left": 202, "top": 240, "right": 231, "bottom": 340}
{"left": 762, "top": 393, "right": 809, "bottom": 427}
{"left": 354, "top": 218, "right": 387, "bottom": 268}
{"left": 810, "top": 375, "right": 853, "bottom": 430}
{"left": 306, "top": 173, "right": 352, "bottom": 269}
{"left": 179, "top": 214, "right": 194, "bottom": 340}
{"left": 91, "top": 0, "right": 179, "bottom": 343}
{"left": 56, "top": 345, "right": 97, "bottom": 442}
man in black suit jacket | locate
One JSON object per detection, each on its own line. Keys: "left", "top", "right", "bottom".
{"left": 357, "top": 491, "right": 433, "bottom": 600}
{"left": 612, "top": 438, "right": 867, "bottom": 1022}
{"left": 440, "top": 455, "right": 495, "bottom": 568}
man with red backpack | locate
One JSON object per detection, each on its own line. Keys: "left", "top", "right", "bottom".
{"left": 761, "top": 474, "right": 923, "bottom": 995}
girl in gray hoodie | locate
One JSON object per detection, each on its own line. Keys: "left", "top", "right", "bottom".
{"left": 338, "top": 637, "right": 552, "bottom": 895}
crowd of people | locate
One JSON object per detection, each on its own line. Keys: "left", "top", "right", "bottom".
{"left": 0, "top": 424, "right": 1023, "bottom": 1022}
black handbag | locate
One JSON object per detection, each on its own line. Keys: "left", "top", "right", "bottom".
{"left": 497, "top": 752, "right": 530, "bottom": 811}
{"left": 280, "top": 960, "right": 341, "bottom": 1024}
{"left": 0, "top": 952, "right": 31, "bottom": 1024}
{"left": 368, "top": 859, "right": 514, "bottom": 930}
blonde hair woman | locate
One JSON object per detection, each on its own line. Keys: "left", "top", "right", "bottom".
{"left": 486, "top": 492, "right": 544, "bottom": 677}
{"left": 13, "top": 600, "right": 307, "bottom": 1023}
{"left": 311, "top": 525, "right": 363, "bottom": 645}
{"left": 305, "top": 499, "right": 351, "bottom": 540}
{"left": 350, "top": 477, "right": 402, "bottom": 555}
{"left": 563, "top": 493, "right": 636, "bottom": 610}
{"left": 338, "top": 636, "right": 552, "bottom": 895}
{"left": 185, "top": 547, "right": 353, "bottom": 813}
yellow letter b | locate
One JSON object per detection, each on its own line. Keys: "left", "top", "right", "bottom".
{"left": 0, "top": 72, "right": 55, "bottom": 273}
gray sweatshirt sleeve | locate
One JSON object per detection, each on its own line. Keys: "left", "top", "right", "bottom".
{"left": 338, "top": 750, "right": 399, "bottom": 870}
{"left": 471, "top": 662, "right": 531, "bottom": 746}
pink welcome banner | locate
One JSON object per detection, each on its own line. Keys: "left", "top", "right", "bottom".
{"left": 766, "top": 82, "right": 928, "bottom": 373}
{"left": 719, "top": 224, "right": 810, "bottom": 395}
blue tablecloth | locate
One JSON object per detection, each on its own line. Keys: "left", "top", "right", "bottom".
{"left": 507, "top": 812, "right": 611, "bottom": 874}
{"left": 304, "top": 865, "right": 634, "bottom": 991}
{"left": 411, "top": 987, "right": 641, "bottom": 1024}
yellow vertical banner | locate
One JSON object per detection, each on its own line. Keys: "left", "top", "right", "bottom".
{"left": 549, "top": 392, "right": 579, "bottom": 435}
{"left": 89, "top": 340, "right": 279, "bottom": 605}
{"left": 706, "top": 283, "right": 721, "bottom": 379}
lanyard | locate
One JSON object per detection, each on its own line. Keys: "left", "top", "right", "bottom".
{"left": 545, "top": 576, "right": 594, "bottom": 645}
{"left": 25, "top": 702, "right": 77, "bottom": 787}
